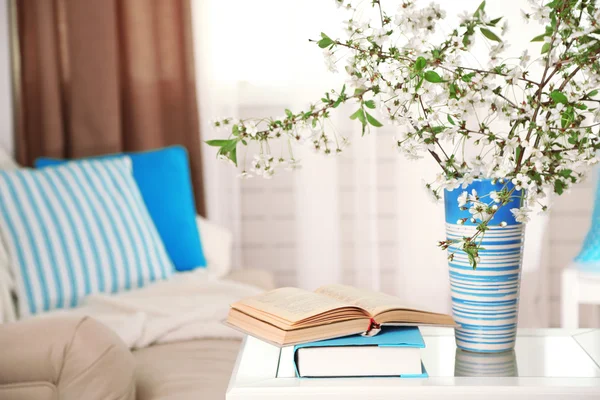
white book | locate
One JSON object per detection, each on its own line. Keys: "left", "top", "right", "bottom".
{"left": 296, "top": 345, "right": 422, "bottom": 377}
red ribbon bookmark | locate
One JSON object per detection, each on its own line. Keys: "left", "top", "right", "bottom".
{"left": 362, "top": 318, "right": 381, "bottom": 337}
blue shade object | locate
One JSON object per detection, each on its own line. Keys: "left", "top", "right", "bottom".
{"left": 575, "top": 171, "right": 600, "bottom": 266}
{"left": 0, "top": 157, "right": 174, "bottom": 317}
{"left": 35, "top": 146, "right": 206, "bottom": 271}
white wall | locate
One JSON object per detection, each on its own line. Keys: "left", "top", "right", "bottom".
{"left": 0, "top": 0, "right": 13, "bottom": 156}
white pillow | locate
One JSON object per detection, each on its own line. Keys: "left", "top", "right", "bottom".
{"left": 196, "top": 216, "right": 233, "bottom": 278}
{"left": 0, "top": 146, "right": 17, "bottom": 170}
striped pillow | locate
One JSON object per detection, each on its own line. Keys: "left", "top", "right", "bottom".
{"left": 0, "top": 157, "right": 174, "bottom": 317}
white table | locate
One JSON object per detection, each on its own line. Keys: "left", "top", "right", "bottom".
{"left": 227, "top": 328, "right": 600, "bottom": 399}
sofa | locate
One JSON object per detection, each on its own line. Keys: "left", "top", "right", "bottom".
{"left": 0, "top": 267, "right": 274, "bottom": 400}
{"left": 0, "top": 148, "right": 276, "bottom": 399}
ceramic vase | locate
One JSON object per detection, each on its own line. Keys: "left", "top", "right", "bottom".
{"left": 444, "top": 179, "right": 525, "bottom": 353}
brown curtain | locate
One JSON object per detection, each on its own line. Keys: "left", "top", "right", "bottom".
{"left": 14, "top": 0, "right": 206, "bottom": 216}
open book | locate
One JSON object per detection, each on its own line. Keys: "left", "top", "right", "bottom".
{"left": 226, "top": 284, "right": 455, "bottom": 346}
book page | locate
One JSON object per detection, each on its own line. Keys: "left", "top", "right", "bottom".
{"left": 315, "top": 284, "right": 423, "bottom": 317}
{"left": 232, "top": 287, "right": 357, "bottom": 324}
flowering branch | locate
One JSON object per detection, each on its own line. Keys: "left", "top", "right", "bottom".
{"left": 208, "top": 0, "right": 600, "bottom": 267}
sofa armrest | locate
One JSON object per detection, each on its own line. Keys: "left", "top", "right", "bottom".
{"left": 225, "top": 268, "right": 276, "bottom": 291}
{"left": 0, "top": 316, "right": 136, "bottom": 400}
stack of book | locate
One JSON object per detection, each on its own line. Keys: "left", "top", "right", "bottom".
{"left": 226, "top": 284, "right": 454, "bottom": 378}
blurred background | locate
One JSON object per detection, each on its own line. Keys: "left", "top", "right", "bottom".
{"left": 0, "top": 0, "right": 597, "bottom": 328}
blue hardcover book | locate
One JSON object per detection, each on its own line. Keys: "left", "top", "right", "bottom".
{"left": 293, "top": 326, "right": 428, "bottom": 378}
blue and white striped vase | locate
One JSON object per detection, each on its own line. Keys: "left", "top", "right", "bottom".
{"left": 454, "top": 348, "right": 518, "bottom": 376}
{"left": 444, "top": 179, "right": 525, "bottom": 353}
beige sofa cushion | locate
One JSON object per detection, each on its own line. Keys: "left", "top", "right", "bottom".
{"left": 134, "top": 339, "right": 241, "bottom": 400}
{"left": 0, "top": 316, "right": 136, "bottom": 400}
{"left": 0, "top": 382, "right": 57, "bottom": 400}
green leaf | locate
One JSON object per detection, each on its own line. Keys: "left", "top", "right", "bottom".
{"left": 350, "top": 108, "right": 363, "bottom": 120}
{"left": 332, "top": 84, "right": 346, "bottom": 108}
{"left": 364, "top": 100, "right": 376, "bottom": 109}
{"left": 547, "top": 0, "right": 561, "bottom": 8}
{"left": 317, "top": 32, "right": 333, "bottom": 48}
{"left": 356, "top": 110, "right": 366, "bottom": 125}
{"left": 561, "top": 106, "right": 574, "bottom": 128}
{"left": 424, "top": 70, "right": 444, "bottom": 83}
{"left": 414, "top": 56, "right": 427, "bottom": 72}
{"left": 447, "top": 115, "right": 456, "bottom": 125}
{"left": 223, "top": 140, "right": 238, "bottom": 152}
{"left": 449, "top": 83, "right": 458, "bottom": 99}
{"left": 554, "top": 179, "right": 566, "bottom": 195}
{"left": 462, "top": 33, "right": 471, "bottom": 47}
{"left": 415, "top": 76, "right": 424, "bottom": 91}
{"left": 461, "top": 72, "right": 476, "bottom": 82}
{"left": 209, "top": 138, "right": 239, "bottom": 166}
{"left": 206, "top": 139, "right": 232, "bottom": 147}
{"left": 551, "top": 90, "right": 568, "bottom": 104}
{"left": 568, "top": 133, "right": 577, "bottom": 145}
{"left": 430, "top": 126, "right": 446, "bottom": 134}
{"left": 229, "top": 147, "right": 238, "bottom": 166}
{"left": 333, "top": 87, "right": 346, "bottom": 108}
{"left": 531, "top": 33, "right": 546, "bottom": 42}
{"left": 350, "top": 108, "right": 367, "bottom": 127}
{"left": 489, "top": 17, "right": 502, "bottom": 26}
{"left": 559, "top": 169, "right": 572, "bottom": 178}
{"left": 474, "top": 1, "right": 486, "bottom": 18}
{"left": 365, "top": 112, "right": 383, "bottom": 127}
{"left": 480, "top": 28, "right": 502, "bottom": 42}
{"left": 541, "top": 42, "right": 551, "bottom": 53}
{"left": 588, "top": 90, "right": 599, "bottom": 97}
{"left": 285, "top": 109, "right": 293, "bottom": 118}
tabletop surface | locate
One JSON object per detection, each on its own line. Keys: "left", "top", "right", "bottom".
{"left": 227, "top": 327, "right": 600, "bottom": 399}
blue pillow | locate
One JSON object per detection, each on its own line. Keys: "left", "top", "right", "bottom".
{"left": 36, "top": 146, "right": 206, "bottom": 271}
{"left": 575, "top": 171, "right": 600, "bottom": 265}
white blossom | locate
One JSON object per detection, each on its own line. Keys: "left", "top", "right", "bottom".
{"left": 510, "top": 207, "right": 531, "bottom": 223}
{"left": 237, "top": 171, "right": 253, "bottom": 179}
{"left": 511, "top": 173, "right": 529, "bottom": 190}
{"left": 519, "top": 49, "right": 531, "bottom": 68}
{"left": 323, "top": 50, "right": 338, "bottom": 73}
{"left": 469, "top": 203, "right": 490, "bottom": 221}
{"left": 490, "top": 191, "right": 501, "bottom": 203}
{"left": 468, "top": 189, "right": 479, "bottom": 202}
{"left": 245, "top": 123, "right": 258, "bottom": 137}
{"left": 457, "top": 191, "right": 468, "bottom": 207}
